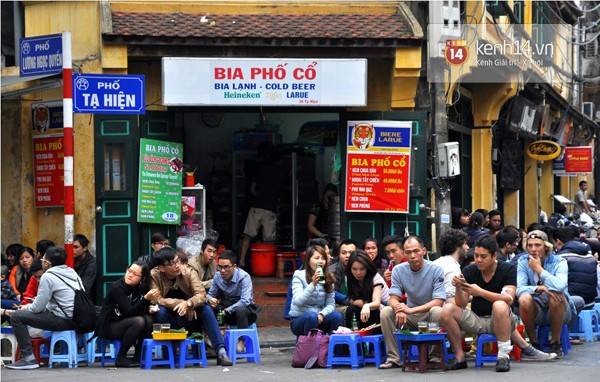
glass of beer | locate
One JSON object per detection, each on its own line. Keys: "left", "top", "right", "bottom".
{"left": 428, "top": 322, "right": 439, "bottom": 333}
{"left": 417, "top": 321, "right": 428, "bottom": 334}
{"left": 160, "top": 323, "right": 171, "bottom": 333}
{"left": 153, "top": 324, "right": 162, "bottom": 333}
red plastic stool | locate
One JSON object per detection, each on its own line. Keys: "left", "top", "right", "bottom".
{"left": 276, "top": 252, "right": 297, "bottom": 278}
{"left": 16, "top": 337, "right": 50, "bottom": 364}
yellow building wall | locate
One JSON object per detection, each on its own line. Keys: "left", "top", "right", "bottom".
{"left": 523, "top": 155, "right": 538, "bottom": 227}
{"left": 471, "top": 128, "right": 493, "bottom": 211}
{"left": 539, "top": 160, "right": 554, "bottom": 217}
{"left": 16, "top": 1, "right": 102, "bottom": 248}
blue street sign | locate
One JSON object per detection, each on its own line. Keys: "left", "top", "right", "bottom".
{"left": 20, "top": 34, "right": 63, "bottom": 77}
{"left": 72, "top": 74, "right": 145, "bottom": 115}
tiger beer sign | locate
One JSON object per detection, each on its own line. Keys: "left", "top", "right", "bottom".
{"left": 445, "top": 40, "right": 468, "bottom": 65}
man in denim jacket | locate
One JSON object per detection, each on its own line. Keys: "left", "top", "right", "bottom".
{"left": 516, "top": 230, "right": 576, "bottom": 357}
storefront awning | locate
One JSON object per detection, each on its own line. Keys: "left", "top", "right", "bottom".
{"left": 104, "top": 5, "right": 423, "bottom": 47}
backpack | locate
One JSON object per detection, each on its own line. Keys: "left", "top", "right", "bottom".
{"left": 50, "top": 271, "right": 97, "bottom": 333}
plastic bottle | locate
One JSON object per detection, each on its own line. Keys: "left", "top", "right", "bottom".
{"left": 316, "top": 265, "right": 325, "bottom": 284}
{"left": 217, "top": 307, "right": 224, "bottom": 326}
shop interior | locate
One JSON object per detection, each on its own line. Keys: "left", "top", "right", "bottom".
{"left": 179, "top": 110, "right": 340, "bottom": 253}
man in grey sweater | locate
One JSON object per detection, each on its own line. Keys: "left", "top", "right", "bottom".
{"left": 7, "top": 246, "right": 83, "bottom": 370}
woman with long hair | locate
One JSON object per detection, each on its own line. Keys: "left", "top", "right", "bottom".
{"left": 362, "top": 237, "right": 388, "bottom": 275}
{"left": 344, "top": 250, "right": 389, "bottom": 329}
{"left": 95, "top": 260, "right": 159, "bottom": 367}
{"left": 8, "top": 247, "right": 35, "bottom": 298}
{"left": 289, "top": 245, "right": 343, "bottom": 336}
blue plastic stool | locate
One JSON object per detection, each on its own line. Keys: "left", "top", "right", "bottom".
{"left": 177, "top": 338, "right": 207, "bottom": 368}
{"left": 326, "top": 333, "right": 364, "bottom": 369}
{"left": 224, "top": 324, "right": 261, "bottom": 365}
{"left": 475, "top": 334, "right": 498, "bottom": 367}
{"left": 48, "top": 331, "right": 88, "bottom": 368}
{"left": 569, "top": 309, "right": 600, "bottom": 342}
{"left": 361, "top": 335, "right": 386, "bottom": 368}
{"left": 87, "top": 337, "right": 121, "bottom": 366}
{"left": 593, "top": 303, "right": 600, "bottom": 315}
{"left": 537, "top": 324, "right": 571, "bottom": 356}
{"left": 140, "top": 339, "right": 175, "bottom": 369}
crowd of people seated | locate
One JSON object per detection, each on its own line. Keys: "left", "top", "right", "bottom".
{"left": 2, "top": 209, "right": 599, "bottom": 372}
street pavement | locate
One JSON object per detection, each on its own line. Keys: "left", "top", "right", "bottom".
{"left": 2, "top": 338, "right": 600, "bottom": 382}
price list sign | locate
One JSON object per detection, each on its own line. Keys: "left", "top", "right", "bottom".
{"left": 33, "top": 135, "right": 64, "bottom": 207}
{"left": 345, "top": 121, "right": 412, "bottom": 213}
{"left": 137, "top": 138, "right": 184, "bottom": 224}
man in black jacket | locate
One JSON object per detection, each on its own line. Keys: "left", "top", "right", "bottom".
{"left": 554, "top": 227, "right": 598, "bottom": 310}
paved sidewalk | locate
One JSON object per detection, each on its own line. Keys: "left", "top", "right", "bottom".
{"left": 258, "top": 326, "right": 295, "bottom": 348}
{"left": 3, "top": 341, "right": 600, "bottom": 382}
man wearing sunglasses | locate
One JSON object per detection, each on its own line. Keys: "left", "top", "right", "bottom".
{"left": 151, "top": 247, "right": 233, "bottom": 366}
{"left": 516, "top": 230, "right": 577, "bottom": 358}
{"left": 207, "top": 250, "right": 257, "bottom": 330}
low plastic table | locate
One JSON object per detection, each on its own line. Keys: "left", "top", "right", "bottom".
{"left": 396, "top": 332, "right": 447, "bottom": 373}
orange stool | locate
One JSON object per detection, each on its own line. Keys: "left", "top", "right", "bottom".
{"left": 276, "top": 252, "right": 297, "bottom": 278}
{"left": 17, "top": 337, "right": 50, "bottom": 364}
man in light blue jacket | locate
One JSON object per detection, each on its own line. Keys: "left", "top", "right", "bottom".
{"left": 7, "top": 247, "right": 82, "bottom": 370}
{"left": 517, "top": 230, "right": 576, "bottom": 358}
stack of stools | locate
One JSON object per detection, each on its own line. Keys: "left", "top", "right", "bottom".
{"left": 569, "top": 309, "right": 600, "bottom": 342}
{"left": 537, "top": 324, "right": 571, "bottom": 356}
{"left": 276, "top": 252, "right": 298, "bottom": 278}
{"left": 224, "top": 323, "right": 261, "bottom": 365}
{"left": 326, "top": 333, "right": 364, "bottom": 369}
{"left": 177, "top": 338, "right": 207, "bottom": 368}
{"left": 140, "top": 339, "right": 176, "bottom": 369}
{"left": 48, "top": 331, "right": 89, "bottom": 368}
{"left": 1, "top": 326, "right": 17, "bottom": 365}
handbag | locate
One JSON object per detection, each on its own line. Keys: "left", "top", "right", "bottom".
{"left": 292, "top": 329, "right": 329, "bottom": 368}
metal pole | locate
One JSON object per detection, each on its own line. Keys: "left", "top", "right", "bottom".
{"left": 62, "top": 31, "right": 74, "bottom": 267}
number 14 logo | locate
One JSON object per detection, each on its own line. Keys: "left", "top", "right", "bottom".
{"left": 445, "top": 40, "right": 468, "bottom": 65}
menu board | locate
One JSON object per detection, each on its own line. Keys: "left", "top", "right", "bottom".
{"left": 345, "top": 121, "right": 412, "bottom": 213}
{"left": 33, "top": 135, "right": 64, "bottom": 207}
{"left": 137, "top": 138, "right": 183, "bottom": 224}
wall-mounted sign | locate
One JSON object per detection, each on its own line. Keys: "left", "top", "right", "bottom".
{"left": 73, "top": 74, "right": 145, "bottom": 114}
{"left": 526, "top": 140, "right": 561, "bottom": 160}
{"left": 33, "top": 135, "right": 64, "bottom": 207}
{"left": 137, "top": 138, "right": 183, "bottom": 225}
{"left": 31, "top": 100, "right": 63, "bottom": 135}
{"left": 564, "top": 146, "right": 593, "bottom": 173}
{"left": 20, "top": 33, "right": 62, "bottom": 77}
{"left": 162, "top": 58, "right": 367, "bottom": 106}
{"left": 344, "top": 121, "right": 412, "bottom": 213}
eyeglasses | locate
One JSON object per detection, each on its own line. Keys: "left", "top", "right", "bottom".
{"left": 217, "top": 264, "right": 233, "bottom": 271}
{"left": 126, "top": 268, "right": 142, "bottom": 278}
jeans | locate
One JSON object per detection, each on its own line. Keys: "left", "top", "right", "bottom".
{"left": 223, "top": 305, "right": 257, "bottom": 329}
{"left": 11, "top": 310, "right": 74, "bottom": 358}
{"left": 155, "top": 305, "right": 224, "bottom": 350}
{"left": 1, "top": 299, "right": 20, "bottom": 310}
{"left": 290, "top": 311, "right": 343, "bottom": 336}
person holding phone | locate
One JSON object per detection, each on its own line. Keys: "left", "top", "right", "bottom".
{"left": 516, "top": 230, "right": 577, "bottom": 358}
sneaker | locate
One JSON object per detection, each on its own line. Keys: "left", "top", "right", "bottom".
{"left": 6, "top": 357, "right": 39, "bottom": 370}
{"left": 521, "top": 346, "right": 558, "bottom": 361}
{"left": 495, "top": 357, "right": 510, "bottom": 372}
{"left": 550, "top": 342, "right": 563, "bottom": 358}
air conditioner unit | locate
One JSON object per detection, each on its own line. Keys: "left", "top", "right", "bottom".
{"left": 582, "top": 102, "right": 594, "bottom": 119}
{"left": 429, "top": 0, "right": 462, "bottom": 58}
